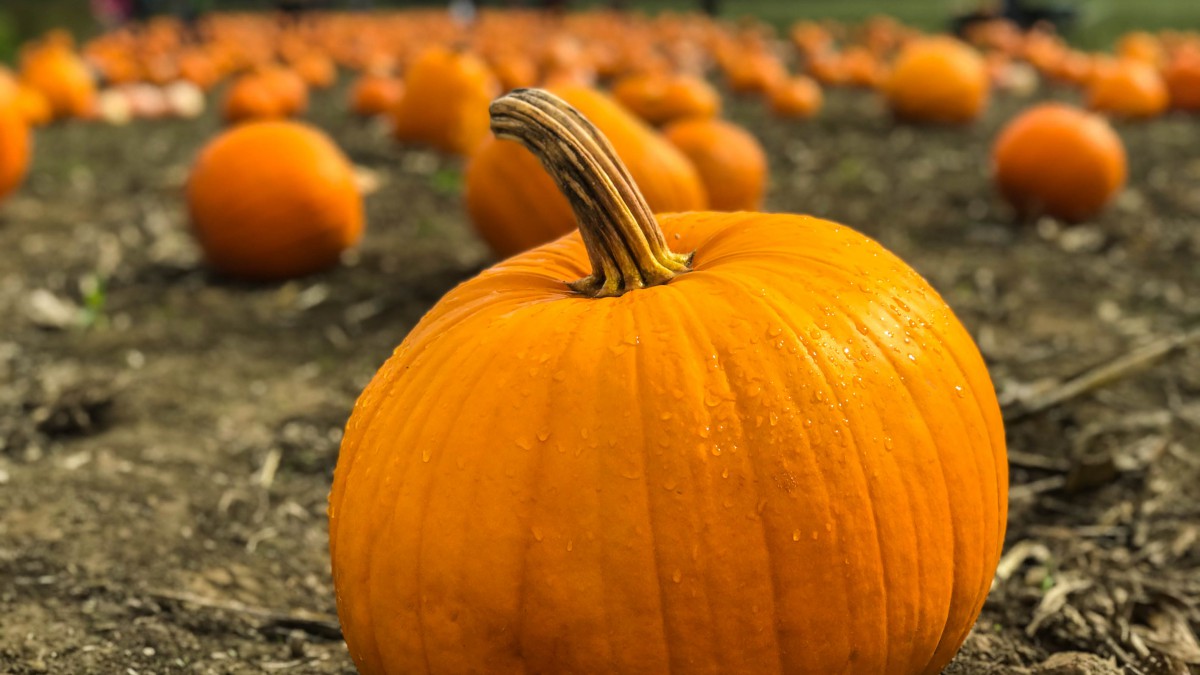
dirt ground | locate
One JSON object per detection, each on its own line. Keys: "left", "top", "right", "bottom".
{"left": 1, "top": 79, "right": 1198, "bottom": 674}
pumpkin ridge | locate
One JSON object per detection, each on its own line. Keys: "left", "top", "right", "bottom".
{"left": 623, "top": 300, "right": 682, "bottom": 672}
{"left": 708, "top": 271, "right": 888, "bottom": 670}
{"left": 842, "top": 296, "right": 980, "bottom": 675}
{"left": 670, "top": 285, "right": 789, "bottom": 674}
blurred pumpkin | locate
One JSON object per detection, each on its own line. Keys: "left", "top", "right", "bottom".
{"left": 1087, "top": 58, "right": 1168, "bottom": 119}
{"left": 187, "top": 120, "right": 363, "bottom": 280}
{"left": 1116, "top": 31, "right": 1165, "bottom": 67}
{"left": 663, "top": 117, "right": 767, "bottom": 211}
{"left": 178, "top": 50, "right": 222, "bottom": 91}
{"left": 611, "top": 72, "right": 720, "bottom": 126}
{"left": 15, "top": 83, "right": 52, "bottom": 127}
{"left": 465, "top": 84, "right": 706, "bottom": 257}
{"left": 332, "top": 88, "right": 1008, "bottom": 675}
{"left": 393, "top": 46, "right": 500, "bottom": 155}
{"left": 349, "top": 73, "right": 404, "bottom": 117}
{"left": 19, "top": 36, "right": 98, "bottom": 120}
{"left": 884, "top": 36, "right": 988, "bottom": 124}
{"left": 769, "top": 76, "right": 823, "bottom": 119}
{"left": 724, "top": 51, "right": 788, "bottom": 95}
{"left": 992, "top": 103, "right": 1126, "bottom": 223}
{"left": 293, "top": 54, "right": 338, "bottom": 89}
{"left": 0, "top": 79, "right": 32, "bottom": 203}
{"left": 1164, "top": 47, "right": 1200, "bottom": 111}
{"left": 222, "top": 73, "right": 285, "bottom": 123}
{"left": 259, "top": 65, "right": 309, "bottom": 116}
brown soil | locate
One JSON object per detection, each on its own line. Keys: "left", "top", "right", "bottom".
{"left": 1, "top": 81, "right": 1198, "bottom": 674}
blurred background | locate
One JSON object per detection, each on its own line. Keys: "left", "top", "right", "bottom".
{"left": 3, "top": 0, "right": 1199, "bottom": 61}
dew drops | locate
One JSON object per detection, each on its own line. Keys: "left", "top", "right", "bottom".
{"left": 516, "top": 437, "right": 532, "bottom": 450}
{"left": 907, "top": 354, "right": 916, "bottom": 362}
{"left": 421, "top": 448, "right": 432, "bottom": 463}
{"left": 955, "top": 385, "right": 966, "bottom": 398}
{"left": 532, "top": 527, "right": 544, "bottom": 542}
{"left": 566, "top": 540, "right": 573, "bottom": 552}
{"left": 792, "top": 529, "right": 802, "bottom": 542}
{"left": 537, "top": 429, "right": 551, "bottom": 442}
{"left": 711, "top": 445, "right": 722, "bottom": 456}
{"left": 672, "top": 569, "right": 682, "bottom": 583}
{"left": 884, "top": 436, "right": 894, "bottom": 451}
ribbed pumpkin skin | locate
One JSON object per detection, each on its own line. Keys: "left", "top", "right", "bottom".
{"left": 330, "top": 212, "right": 1008, "bottom": 675}
{"left": 663, "top": 118, "right": 767, "bottom": 211}
{"left": 393, "top": 47, "right": 499, "bottom": 155}
{"left": 465, "top": 86, "right": 707, "bottom": 257}
{"left": 187, "top": 121, "right": 363, "bottom": 280}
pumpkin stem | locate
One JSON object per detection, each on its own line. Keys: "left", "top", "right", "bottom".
{"left": 489, "top": 88, "right": 693, "bottom": 298}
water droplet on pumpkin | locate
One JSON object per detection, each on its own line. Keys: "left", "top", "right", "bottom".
{"left": 566, "top": 540, "right": 573, "bottom": 552}
{"left": 767, "top": 325, "right": 783, "bottom": 337}
{"left": 884, "top": 436, "right": 894, "bottom": 451}
{"left": 580, "top": 428, "right": 589, "bottom": 439}
{"left": 421, "top": 448, "right": 432, "bottom": 462}
{"left": 532, "top": 527, "right": 544, "bottom": 542}
{"left": 955, "top": 385, "right": 966, "bottom": 398}
{"left": 672, "top": 570, "right": 682, "bottom": 583}
{"left": 537, "top": 429, "right": 551, "bottom": 442}
{"left": 825, "top": 522, "right": 833, "bottom": 532}
{"left": 792, "top": 529, "right": 801, "bottom": 541}
{"left": 907, "top": 354, "right": 916, "bottom": 362}
{"left": 711, "top": 445, "right": 722, "bottom": 456}
{"left": 516, "top": 437, "right": 532, "bottom": 450}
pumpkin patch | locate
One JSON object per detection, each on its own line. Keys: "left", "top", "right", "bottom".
{"left": 3, "top": 5, "right": 1198, "bottom": 674}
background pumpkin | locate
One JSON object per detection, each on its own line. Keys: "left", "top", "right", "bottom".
{"left": 1086, "top": 58, "right": 1169, "bottom": 119}
{"left": 884, "top": 36, "right": 988, "bottom": 124}
{"left": 0, "top": 78, "right": 32, "bottom": 203}
{"left": 187, "top": 120, "right": 364, "bottom": 280}
{"left": 663, "top": 117, "right": 768, "bottom": 211}
{"left": 611, "top": 72, "right": 721, "bottom": 126}
{"left": 349, "top": 73, "right": 404, "bottom": 118}
{"left": 331, "top": 88, "right": 1007, "bottom": 675}
{"left": 768, "top": 76, "right": 823, "bottom": 119}
{"left": 465, "top": 84, "right": 707, "bottom": 257}
{"left": 392, "top": 46, "right": 500, "bottom": 155}
{"left": 19, "top": 35, "right": 97, "bottom": 120}
{"left": 992, "top": 102, "right": 1127, "bottom": 223}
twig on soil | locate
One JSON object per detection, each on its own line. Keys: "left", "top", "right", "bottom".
{"left": 146, "top": 588, "right": 342, "bottom": 641}
{"left": 1002, "top": 330, "right": 1200, "bottom": 422}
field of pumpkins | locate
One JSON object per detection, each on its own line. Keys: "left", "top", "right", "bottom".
{"left": 1, "top": 2, "right": 1199, "bottom": 673}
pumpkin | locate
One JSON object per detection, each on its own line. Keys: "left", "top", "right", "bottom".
{"left": 769, "top": 76, "right": 823, "bottom": 119}
{"left": 259, "top": 65, "right": 310, "bottom": 116}
{"left": 19, "top": 37, "right": 97, "bottom": 120}
{"left": 1086, "top": 58, "right": 1168, "bottom": 120}
{"left": 349, "top": 73, "right": 404, "bottom": 118}
{"left": 992, "top": 103, "right": 1126, "bottom": 223}
{"left": 15, "top": 83, "right": 52, "bottom": 127}
{"left": 392, "top": 46, "right": 500, "bottom": 155}
{"left": 663, "top": 117, "right": 767, "bottom": 211}
{"left": 222, "top": 73, "right": 285, "bottom": 123}
{"left": 1164, "top": 47, "right": 1200, "bottom": 111}
{"left": 187, "top": 120, "right": 364, "bottom": 280}
{"left": 488, "top": 51, "right": 539, "bottom": 92}
{"left": 611, "top": 72, "right": 721, "bottom": 126}
{"left": 178, "top": 50, "right": 222, "bottom": 91}
{"left": 884, "top": 36, "right": 988, "bottom": 124}
{"left": 465, "top": 85, "right": 707, "bottom": 257}
{"left": 724, "top": 50, "right": 788, "bottom": 94}
{"left": 331, "top": 88, "right": 1008, "bottom": 675}
{"left": 0, "top": 79, "right": 32, "bottom": 203}
{"left": 1116, "top": 31, "right": 1165, "bottom": 67}
{"left": 293, "top": 54, "right": 338, "bottom": 89}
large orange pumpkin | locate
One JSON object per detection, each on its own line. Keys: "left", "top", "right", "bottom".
{"left": 392, "top": 46, "right": 500, "bottom": 155}
{"left": 0, "top": 78, "right": 32, "bottom": 203}
{"left": 465, "top": 85, "right": 707, "bottom": 257}
{"left": 884, "top": 36, "right": 988, "bottom": 124}
{"left": 331, "top": 88, "right": 1008, "bottom": 675}
{"left": 663, "top": 117, "right": 767, "bottom": 211}
{"left": 187, "top": 121, "right": 363, "bottom": 280}
{"left": 993, "top": 103, "right": 1127, "bottom": 223}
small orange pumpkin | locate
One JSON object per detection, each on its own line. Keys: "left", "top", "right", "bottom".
{"left": 293, "top": 54, "right": 338, "bottom": 89}
{"left": 19, "top": 36, "right": 97, "bottom": 120}
{"left": 769, "top": 76, "right": 823, "bottom": 119}
{"left": 331, "top": 88, "right": 1008, "bottom": 675}
{"left": 1164, "top": 47, "right": 1200, "bottom": 111}
{"left": 259, "top": 65, "right": 309, "bottom": 116}
{"left": 222, "top": 73, "right": 285, "bottom": 124}
{"left": 992, "top": 103, "right": 1127, "bottom": 223}
{"left": 611, "top": 72, "right": 720, "bottom": 126}
{"left": 187, "top": 121, "right": 364, "bottom": 280}
{"left": 392, "top": 46, "right": 500, "bottom": 155}
{"left": 663, "top": 117, "right": 767, "bottom": 211}
{"left": 884, "top": 36, "right": 988, "bottom": 124}
{"left": 349, "top": 73, "right": 404, "bottom": 118}
{"left": 1086, "top": 58, "right": 1168, "bottom": 120}
{"left": 15, "top": 83, "right": 52, "bottom": 127}
{"left": 465, "top": 84, "right": 707, "bottom": 257}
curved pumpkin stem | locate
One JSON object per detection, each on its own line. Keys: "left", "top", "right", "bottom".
{"left": 489, "top": 88, "right": 693, "bottom": 298}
